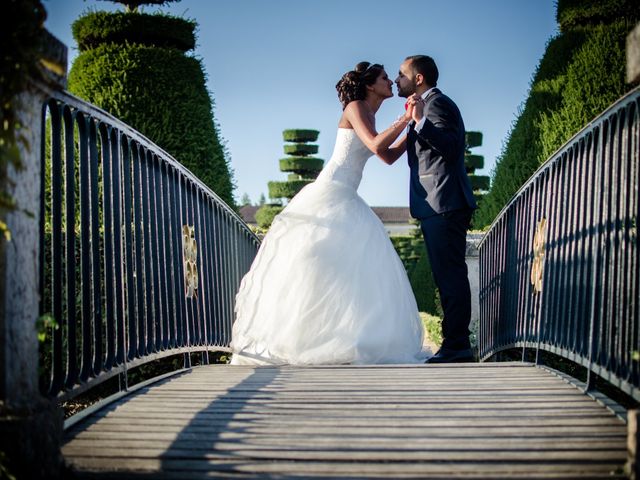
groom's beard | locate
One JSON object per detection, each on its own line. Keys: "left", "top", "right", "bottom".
{"left": 396, "top": 85, "right": 415, "bottom": 98}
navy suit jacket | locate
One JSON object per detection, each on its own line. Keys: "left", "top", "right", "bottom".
{"left": 407, "top": 88, "right": 477, "bottom": 219}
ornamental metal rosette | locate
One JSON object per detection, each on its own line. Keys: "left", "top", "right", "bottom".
{"left": 530, "top": 218, "right": 546, "bottom": 294}
{"left": 182, "top": 225, "right": 198, "bottom": 298}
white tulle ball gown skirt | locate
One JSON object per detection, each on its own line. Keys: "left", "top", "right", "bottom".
{"left": 230, "top": 181, "right": 426, "bottom": 365}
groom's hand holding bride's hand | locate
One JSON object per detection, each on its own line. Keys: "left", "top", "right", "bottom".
{"left": 407, "top": 94, "right": 424, "bottom": 124}
{"left": 404, "top": 97, "right": 417, "bottom": 122}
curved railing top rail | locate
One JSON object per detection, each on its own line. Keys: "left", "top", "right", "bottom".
{"left": 50, "top": 88, "right": 259, "bottom": 243}
{"left": 479, "top": 85, "right": 640, "bottom": 248}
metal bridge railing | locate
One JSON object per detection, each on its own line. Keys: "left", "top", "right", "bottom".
{"left": 40, "top": 90, "right": 259, "bottom": 401}
{"left": 479, "top": 87, "right": 640, "bottom": 400}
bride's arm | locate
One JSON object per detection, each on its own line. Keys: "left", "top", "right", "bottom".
{"left": 344, "top": 101, "right": 411, "bottom": 165}
{"left": 384, "top": 135, "right": 408, "bottom": 165}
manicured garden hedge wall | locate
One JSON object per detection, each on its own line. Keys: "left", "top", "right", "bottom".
{"left": 474, "top": 0, "right": 638, "bottom": 227}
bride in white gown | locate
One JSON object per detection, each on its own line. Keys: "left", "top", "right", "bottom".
{"left": 231, "top": 62, "right": 427, "bottom": 365}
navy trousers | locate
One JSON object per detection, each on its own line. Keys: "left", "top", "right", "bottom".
{"left": 420, "top": 208, "right": 473, "bottom": 351}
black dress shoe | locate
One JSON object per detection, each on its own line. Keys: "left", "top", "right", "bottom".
{"left": 426, "top": 347, "right": 474, "bottom": 364}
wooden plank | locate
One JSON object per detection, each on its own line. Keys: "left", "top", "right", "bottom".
{"left": 62, "top": 444, "right": 627, "bottom": 462}
{"left": 66, "top": 457, "right": 626, "bottom": 479}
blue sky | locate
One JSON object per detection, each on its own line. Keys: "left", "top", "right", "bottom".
{"left": 43, "top": 0, "right": 558, "bottom": 207}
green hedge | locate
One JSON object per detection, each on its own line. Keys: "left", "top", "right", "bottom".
{"left": 283, "top": 129, "right": 319, "bottom": 143}
{"left": 268, "top": 180, "right": 311, "bottom": 199}
{"left": 465, "top": 131, "right": 483, "bottom": 149}
{"left": 390, "top": 233, "right": 439, "bottom": 316}
{"left": 409, "top": 248, "right": 439, "bottom": 316}
{"left": 72, "top": 11, "right": 196, "bottom": 52}
{"left": 556, "top": 0, "right": 638, "bottom": 31}
{"left": 279, "top": 157, "right": 324, "bottom": 173}
{"left": 68, "top": 36, "right": 234, "bottom": 206}
{"left": 283, "top": 143, "right": 319, "bottom": 156}
{"left": 255, "top": 204, "right": 283, "bottom": 228}
{"left": 474, "top": 10, "right": 636, "bottom": 228}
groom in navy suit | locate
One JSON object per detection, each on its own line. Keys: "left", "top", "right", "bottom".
{"left": 396, "top": 55, "right": 477, "bottom": 363}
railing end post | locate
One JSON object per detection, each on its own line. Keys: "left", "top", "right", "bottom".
{"left": 627, "top": 409, "right": 640, "bottom": 479}
{"left": 0, "top": 399, "right": 64, "bottom": 479}
{"left": 0, "top": 28, "right": 67, "bottom": 479}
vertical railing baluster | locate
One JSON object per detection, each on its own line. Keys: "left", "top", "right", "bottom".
{"left": 160, "top": 163, "right": 173, "bottom": 350}
{"left": 61, "top": 106, "right": 77, "bottom": 389}
{"left": 48, "top": 101, "right": 64, "bottom": 395}
{"left": 131, "top": 145, "right": 146, "bottom": 357}
{"left": 212, "top": 202, "right": 223, "bottom": 346}
{"left": 573, "top": 139, "right": 588, "bottom": 357}
{"left": 140, "top": 149, "right": 155, "bottom": 354}
{"left": 202, "top": 197, "right": 215, "bottom": 346}
{"left": 112, "top": 131, "right": 126, "bottom": 366}
{"left": 100, "top": 124, "right": 116, "bottom": 371}
{"left": 153, "top": 157, "right": 164, "bottom": 351}
{"left": 603, "top": 118, "right": 617, "bottom": 374}
{"left": 195, "top": 189, "right": 208, "bottom": 348}
{"left": 78, "top": 113, "right": 93, "bottom": 382}
{"left": 170, "top": 169, "right": 182, "bottom": 348}
{"left": 121, "top": 137, "right": 137, "bottom": 361}
{"left": 88, "top": 119, "right": 103, "bottom": 376}
{"left": 586, "top": 122, "right": 605, "bottom": 392}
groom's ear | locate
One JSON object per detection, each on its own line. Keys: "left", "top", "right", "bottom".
{"left": 415, "top": 73, "right": 424, "bottom": 87}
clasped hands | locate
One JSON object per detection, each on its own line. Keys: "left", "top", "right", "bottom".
{"left": 403, "top": 94, "right": 425, "bottom": 124}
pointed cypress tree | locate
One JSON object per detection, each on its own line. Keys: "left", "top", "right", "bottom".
{"left": 68, "top": 0, "right": 235, "bottom": 206}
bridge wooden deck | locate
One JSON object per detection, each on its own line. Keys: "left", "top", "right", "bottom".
{"left": 62, "top": 363, "right": 628, "bottom": 479}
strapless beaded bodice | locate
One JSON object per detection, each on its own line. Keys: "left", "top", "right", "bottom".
{"left": 316, "top": 129, "right": 373, "bottom": 190}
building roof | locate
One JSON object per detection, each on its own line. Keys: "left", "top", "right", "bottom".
{"left": 239, "top": 205, "right": 412, "bottom": 225}
{"left": 370, "top": 207, "right": 412, "bottom": 224}
{"left": 239, "top": 205, "right": 259, "bottom": 223}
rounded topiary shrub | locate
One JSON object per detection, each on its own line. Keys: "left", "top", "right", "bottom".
{"left": 268, "top": 180, "right": 311, "bottom": 199}
{"left": 465, "top": 131, "right": 483, "bottom": 149}
{"left": 72, "top": 11, "right": 196, "bottom": 51}
{"left": 279, "top": 157, "right": 324, "bottom": 173}
{"left": 283, "top": 129, "right": 319, "bottom": 143}
{"left": 283, "top": 143, "right": 319, "bottom": 156}
{"left": 464, "top": 154, "right": 484, "bottom": 171}
{"left": 68, "top": 10, "right": 234, "bottom": 206}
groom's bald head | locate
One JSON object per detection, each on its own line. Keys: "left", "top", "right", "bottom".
{"left": 405, "top": 55, "right": 439, "bottom": 88}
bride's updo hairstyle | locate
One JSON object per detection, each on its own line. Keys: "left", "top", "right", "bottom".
{"left": 336, "top": 61, "right": 384, "bottom": 110}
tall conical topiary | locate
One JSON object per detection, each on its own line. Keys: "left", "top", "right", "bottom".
{"left": 474, "top": 0, "right": 639, "bottom": 227}
{"left": 256, "top": 129, "right": 324, "bottom": 229}
{"left": 68, "top": 0, "right": 235, "bottom": 206}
